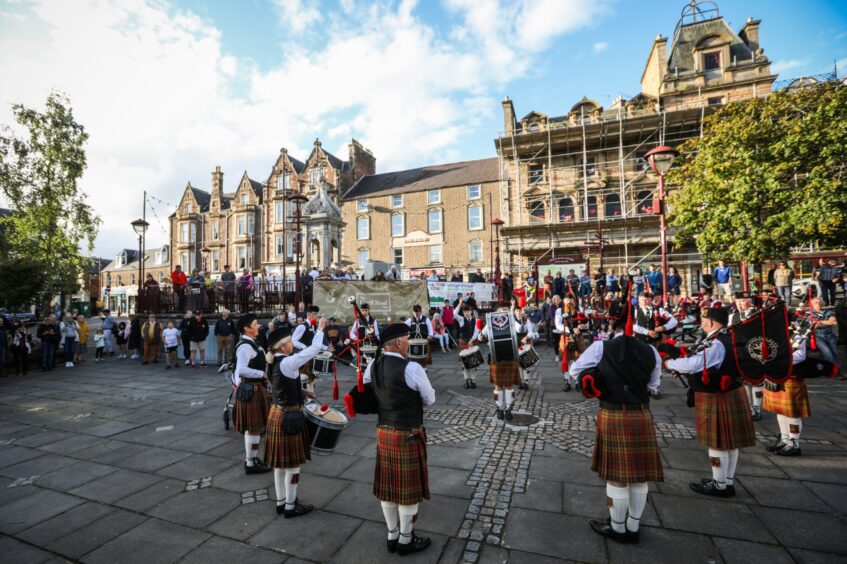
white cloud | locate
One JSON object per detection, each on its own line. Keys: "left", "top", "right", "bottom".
{"left": 592, "top": 41, "right": 608, "bottom": 54}
{"left": 771, "top": 58, "right": 809, "bottom": 76}
{"left": 0, "top": 0, "right": 603, "bottom": 255}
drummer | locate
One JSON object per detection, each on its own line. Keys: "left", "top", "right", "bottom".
{"left": 364, "top": 323, "right": 435, "bottom": 555}
{"left": 349, "top": 302, "right": 380, "bottom": 343}
{"left": 233, "top": 313, "right": 272, "bottom": 475}
{"left": 477, "top": 302, "right": 522, "bottom": 421}
{"left": 405, "top": 305, "right": 434, "bottom": 367}
{"left": 292, "top": 305, "right": 329, "bottom": 394}
{"left": 264, "top": 317, "right": 328, "bottom": 518}
{"left": 456, "top": 306, "right": 481, "bottom": 389}
{"left": 512, "top": 300, "right": 535, "bottom": 391}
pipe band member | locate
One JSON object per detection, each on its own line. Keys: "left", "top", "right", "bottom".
{"left": 233, "top": 313, "right": 271, "bottom": 475}
{"left": 292, "top": 305, "right": 328, "bottom": 394}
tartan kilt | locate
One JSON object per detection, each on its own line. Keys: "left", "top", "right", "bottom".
{"left": 592, "top": 406, "right": 664, "bottom": 483}
{"left": 373, "top": 426, "right": 430, "bottom": 505}
{"left": 264, "top": 405, "right": 311, "bottom": 469}
{"left": 489, "top": 360, "right": 521, "bottom": 386}
{"left": 233, "top": 382, "right": 270, "bottom": 434}
{"left": 695, "top": 386, "right": 756, "bottom": 450}
{"left": 763, "top": 378, "right": 811, "bottom": 418}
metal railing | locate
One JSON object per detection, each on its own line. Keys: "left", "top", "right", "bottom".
{"left": 136, "top": 280, "right": 313, "bottom": 316}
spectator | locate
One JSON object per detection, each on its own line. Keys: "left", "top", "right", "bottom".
{"left": 553, "top": 272, "right": 565, "bottom": 299}
{"left": 774, "top": 261, "right": 794, "bottom": 305}
{"left": 646, "top": 264, "right": 663, "bottom": 296}
{"left": 116, "top": 320, "right": 128, "bottom": 358}
{"left": 632, "top": 267, "right": 645, "bottom": 297}
{"left": 286, "top": 304, "right": 297, "bottom": 327}
{"left": 94, "top": 328, "right": 105, "bottom": 362}
{"left": 502, "top": 273, "right": 514, "bottom": 302}
{"left": 101, "top": 309, "right": 116, "bottom": 356}
{"left": 11, "top": 322, "right": 31, "bottom": 375}
{"left": 441, "top": 298, "right": 456, "bottom": 345}
{"left": 810, "top": 297, "right": 838, "bottom": 368}
{"left": 238, "top": 269, "right": 254, "bottom": 312}
{"left": 37, "top": 314, "right": 60, "bottom": 371}
{"left": 427, "top": 271, "right": 440, "bottom": 282}
{"left": 543, "top": 295, "right": 556, "bottom": 348}
{"left": 75, "top": 314, "right": 89, "bottom": 364}
{"left": 667, "top": 267, "right": 683, "bottom": 298}
{"left": 144, "top": 273, "right": 159, "bottom": 289}
{"left": 766, "top": 262, "right": 776, "bottom": 291}
{"left": 606, "top": 269, "right": 620, "bottom": 299}
{"left": 221, "top": 264, "right": 237, "bottom": 309}
{"left": 162, "top": 320, "right": 181, "bottom": 369}
{"left": 187, "top": 311, "right": 209, "bottom": 368}
{"left": 432, "top": 313, "right": 449, "bottom": 353}
{"left": 141, "top": 314, "right": 163, "bottom": 365}
{"left": 308, "top": 266, "right": 320, "bottom": 280}
{"left": 465, "top": 292, "right": 479, "bottom": 312}
{"left": 171, "top": 265, "right": 188, "bottom": 310}
{"left": 127, "top": 314, "right": 142, "bottom": 360}
{"left": 384, "top": 265, "right": 399, "bottom": 280}
{"left": 346, "top": 267, "right": 357, "bottom": 280}
{"left": 816, "top": 258, "right": 840, "bottom": 306}
{"left": 566, "top": 269, "right": 580, "bottom": 297}
{"left": 593, "top": 269, "right": 606, "bottom": 299}
{"left": 470, "top": 269, "right": 485, "bottom": 283}
{"left": 214, "top": 309, "right": 236, "bottom": 366}
{"left": 187, "top": 269, "right": 205, "bottom": 311}
{"left": 450, "top": 270, "right": 463, "bottom": 282}
{"left": 713, "top": 260, "right": 733, "bottom": 301}
{"left": 373, "top": 269, "right": 386, "bottom": 281}
{"left": 578, "top": 271, "right": 592, "bottom": 301}
{"left": 0, "top": 316, "right": 7, "bottom": 376}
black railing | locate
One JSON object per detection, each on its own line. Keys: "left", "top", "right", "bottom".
{"left": 137, "top": 280, "right": 313, "bottom": 316}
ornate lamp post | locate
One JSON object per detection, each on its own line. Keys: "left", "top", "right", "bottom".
{"left": 131, "top": 218, "right": 149, "bottom": 313}
{"left": 288, "top": 191, "right": 309, "bottom": 305}
{"left": 491, "top": 218, "right": 504, "bottom": 301}
{"left": 644, "top": 145, "right": 679, "bottom": 306}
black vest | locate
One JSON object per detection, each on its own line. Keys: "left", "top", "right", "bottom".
{"left": 459, "top": 317, "right": 475, "bottom": 341}
{"left": 596, "top": 336, "right": 656, "bottom": 404}
{"left": 299, "top": 324, "right": 315, "bottom": 347}
{"left": 634, "top": 307, "right": 658, "bottom": 343}
{"left": 357, "top": 315, "right": 375, "bottom": 340}
{"left": 272, "top": 355, "right": 304, "bottom": 407}
{"left": 373, "top": 355, "right": 423, "bottom": 429}
{"left": 411, "top": 316, "right": 429, "bottom": 338}
{"left": 235, "top": 337, "right": 267, "bottom": 378}
{"left": 692, "top": 332, "right": 743, "bottom": 393}
{"left": 514, "top": 315, "right": 527, "bottom": 342}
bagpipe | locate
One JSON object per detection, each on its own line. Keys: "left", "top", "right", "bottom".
{"left": 787, "top": 311, "right": 838, "bottom": 380}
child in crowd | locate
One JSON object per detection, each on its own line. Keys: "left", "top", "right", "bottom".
{"left": 94, "top": 328, "right": 105, "bottom": 361}
{"left": 162, "top": 320, "right": 181, "bottom": 369}
{"left": 116, "top": 321, "right": 128, "bottom": 358}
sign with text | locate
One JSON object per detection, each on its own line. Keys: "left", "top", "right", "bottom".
{"left": 427, "top": 282, "right": 498, "bottom": 308}
{"left": 313, "top": 280, "right": 429, "bottom": 324}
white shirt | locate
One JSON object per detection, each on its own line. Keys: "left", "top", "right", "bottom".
{"left": 162, "top": 327, "right": 180, "bottom": 348}
{"left": 405, "top": 316, "right": 433, "bottom": 338}
{"left": 292, "top": 323, "right": 328, "bottom": 351}
{"left": 363, "top": 351, "right": 436, "bottom": 406}
{"left": 633, "top": 307, "right": 678, "bottom": 335}
{"left": 427, "top": 274, "right": 439, "bottom": 282}
{"left": 276, "top": 330, "right": 326, "bottom": 380}
{"left": 349, "top": 317, "right": 380, "bottom": 340}
{"left": 309, "top": 269, "right": 320, "bottom": 280}
{"left": 665, "top": 330, "right": 725, "bottom": 374}
{"left": 792, "top": 341, "right": 807, "bottom": 365}
{"left": 234, "top": 336, "right": 266, "bottom": 385}
{"left": 569, "top": 333, "right": 662, "bottom": 392}
{"left": 456, "top": 315, "right": 481, "bottom": 343}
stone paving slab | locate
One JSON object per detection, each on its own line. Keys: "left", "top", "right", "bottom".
{"left": 0, "top": 488, "right": 84, "bottom": 535}
{"left": 81, "top": 518, "right": 210, "bottom": 564}
{"left": 44, "top": 508, "right": 148, "bottom": 559}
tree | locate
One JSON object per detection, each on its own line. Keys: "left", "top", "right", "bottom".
{"left": 667, "top": 81, "right": 847, "bottom": 265}
{"left": 0, "top": 92, "right": 101, "bottom": 309}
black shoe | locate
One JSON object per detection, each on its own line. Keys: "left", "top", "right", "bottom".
{"left": 284, "top": 501, "right": 313, "bottom": 518}
{"left": 464, "top": 379, "right": 471, "bottom": 389}
{"left": 651, "top": 389, "right": 662, "bottom": 400}
{"left": 690, "top": 480, "right": 731, "bottom": 497}
{"left": 245, "top": 459, "right": 272, "bottom": 474}
{"left": 626, "top": 529, "right": 640, "bottom": 544}
{"left": 700, "top": 478, "right": 736, "bottom": 497}
{"left": 766, "top": 440, "right": 786, "bottom": 453}
{"left": 505, "top": 408, "right": 513, "bottom": 421}
{"left": 751, "top": 409, "right": 762, "bottom": 421}
{"left": 775, "top": 441, "right": 802, "bottom": 457}
{"left": 142, "top": 361, "right": 148, "bottom": 365}
{"left": 470, "top": 381, "right": 477, "bottom": 389}
{"left": 275, "top": 503, "right": 286, "bottom": 515}
{"left": 589, "top": 519, "right": 630, "bottom": 544}
{"left": 564, "top": 382, "right": 571, "bottom": 392}
{"left": 396, "top": 532, "right": 431, "bottom": 556}
{"left": 387, "top": 537, "right": 399, "bottom": 554}
{"left": 575, "top": 381, "right": 581, "bottom": 393}
{"left": 496, "top": 408, "right": 504, "bottom": 420}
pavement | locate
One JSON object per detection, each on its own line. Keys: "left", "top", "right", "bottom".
{"left": 1, "top": 343, "right": 846, "bottom": 563}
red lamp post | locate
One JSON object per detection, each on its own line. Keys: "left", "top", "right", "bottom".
{"left": 288, "top": 191, "right": 309, "bottom": 305}
{"left": 644, "top": 145, "right": 679, "bottom": 307}
{"left": 491, "top": 218, "right": 505, "bottom": 301}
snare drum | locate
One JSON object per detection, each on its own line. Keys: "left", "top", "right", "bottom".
{"left": 485, "top": 312, "right": 518, "bottom": 363}
{"left": 312, "top": 352, "right": 335, "bottom": 376}
{"left": 360, "top": 345, "right": 378, "bottom": 363}
{"left": 304, "top": 402, "right": 348, "bottom": 454}
{"left": 408, "top": 339, "right": 429, "bottom": 360}
{"left": 459, "top": 346, "right": 484, "bottom": 369}
{"left": 518, "top": 345, "right": 540, "bottom": 369}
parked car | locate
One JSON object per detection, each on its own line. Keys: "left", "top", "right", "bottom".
{"left": 792, "top": 278, "right": 844, "bottom": 303}
{"left": 0, "top": 309, "right": 36, "bottom": 323}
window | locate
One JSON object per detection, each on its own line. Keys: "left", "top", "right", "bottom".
{"left": 275, "top": 202, "right": 285, "bottom": 223}
{"left": 391, "top": 213, "right": 405, "bottom": 237}
{"left": 286, "top": 235, "right": 295, "bottom": 259}
{"left": 357, "top": 200, "right": 368, "bottom": 212}
{"left": 117, "top": 275, "right": 122, "bottom": 286}
{"left": 393, "top": 248, "right": 403, "bottom": 265}
{"left": 357, "top": 217, "right": 370, "bottom": 240}
{"left": 704, "top": 51, "right": 721, "bottom": 71}
{"left": 428, "top": 209, "right": 442, "bottom": 233}
{"left": 636, "top": 152, "right": 648, "bottom": 171}
{"left": 278, "top": 174, "right": 290, "bottom": 191}
{"left": 241, "top": 193, "right": 249, "bottom": 205}
{"left": 190, "top": 223, "right": 196, "bottom": 242}
{"left": 286, "top": 202, "right": 295, "bottom": 221}
{"left": 158, "top": 272, "right": 164, "bottom": 283}
{"left": 528, "top": 164, "right": 543, "bottom": 185}
{"left": 247, "top": 216, "right": 254, "bottom": 235}
{"left": 429, "top": 244, "right": 442, "bottom": 265}
{"left": 391, "top": 195, "right": 403, "bottom": 208}
{"left": 181, "top": 223, "right": 189, "bottom": 243}
{"left": 469, "top": 239, "right": 483, "bottom": 263}
{"left": 558, "top": 198, "right": 574, "bottom": 221}
{"left": 237, "top": 216, "right": 246, "bottom": 236}
{"left": 468, "top": 206, "right": 483, "bottom": 230}
{"left": 130, "top": 274, "right": 135, "bottom": 286}
{"left": 211, "top": 250, "right": 220, "bottom": 272}
{"left": 310, "top": 168, "right": 323, "bottom": 185}
{"left": 529, "top": 201, "right": 545, "bottom": 221}
{"left": 211, "top": 220, "right": 219, "bottom": 240}
{"left": 181, "top": 252, "right": 189, "bottom": 270}
{"left": 237, "top": 247, "right": 247, "bottom": 269}
{"left": 636, "top": 190, "right": 654, "bottom": 214}
{"left": 427, "top": 190, "right": 441, "bottom": 205}
{"left": 184, "top": 203, "right": 192, "bottom": 214}
{"left": 276, "top": 235, "right": 285, "bottom": 257}
{"left": 605, "top": 194, "right": 621, "bottom": 217}
{"left": 587, "top": 195, "right": 598, "bottom": 218}
{"left": 582, "top": 156, "right": 596, "bottom": 177}
{"left": 707, "top": 96, "right": 723, "bottom": 106}
{"left": 467, "top": 184, "right": 481, "bottom": 200}
{"left": 357, "top": 248, "right": 369, "bottom": 268}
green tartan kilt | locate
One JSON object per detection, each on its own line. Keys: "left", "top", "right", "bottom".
{"left": 591, "top": 406, "right": 664, "bottom": 483}
{"left": 264, "top": 405, "right": 311, "bottom": 469}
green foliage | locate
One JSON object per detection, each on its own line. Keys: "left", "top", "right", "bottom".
{"left": 0, "top": 92, "right": 101, "bottom": 308}
{"left": 667, "top": 81, "right": 847, "bottom": 264}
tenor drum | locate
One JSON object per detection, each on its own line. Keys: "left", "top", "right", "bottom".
{"left": 459, "top": 346, "right": 484, "bottom": 369}
{"left": 408, "top": 339, "right": 429, "bottom": 360}
{"left": 360, "top": 345, "right": 378, "bottom": 363}
{"left": 485, "top": 312, "right": 518, "bottom": 363}
{"left": 312, "top": 352, "right": 335, "bottom": 376}
{"left": 304, "top": 402, "right": 348, "bottom": 454}
{"left": 518, "top": 345, "right": 540, "bottom": 369}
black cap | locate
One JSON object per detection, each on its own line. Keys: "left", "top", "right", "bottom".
{"left": 734, "top": 291, "right": 751, "bottom": 299}
{"left": 266, "top": 326, "right": 292, "bottom": 349}
{"left": 360, "top": 303, "right": 369, "bottom": 309}
{"left": 703, "top": 305, "right": 729, "bottom": 326}
{"left": 379, "top": 323, "right": 410, "bottom": 345}
{"left": 237, "top": 313, "right": 257, "bottom": 333}
{"left": 306, "top": 305, "right": 320, "bottom": 313}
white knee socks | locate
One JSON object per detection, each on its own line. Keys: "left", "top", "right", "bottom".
{"left": 398, "top": 503, "right": 418, "bottom": 545}
{"left": 726, "top": 449, "right": 739, "bottom": 486}
{"left": 380, "top": 501, "right": 399, "bottom": 540}
{"left": 520, "top": 368, "right": 528, "bottom": 384}
{"left": 284, "top": 468, "right": 300, "bottom": 509}
{"left": 244, "top": 432, "right": 259, "bottom": 465}
{"left": 777, "top": 414, "right": 790, "bottom": 442}
{"left": 504, "top": 388, "right": 514, "bottom": 409}
{"left": 751, "top": 385, "right": 763, "bottom": 409}
{"left": 708, "top": 448, "right": 729, "bottom": 488}
{"left": 785, "top": 417, "right": 802, "bottom": 443}
{"left": 606, "top": 484, "right": 629, "bottom": 533}
{"left": 627, "top": 483, "right": 649, "bottom": 532}
{"left": 494, "top": 390, "right": 503, "bottom": 409}
{"left": 274, "top": 469, "right": 285, "bottom": 507}
{"left": 463, "top": 368, "right": 475, "bottom": 382}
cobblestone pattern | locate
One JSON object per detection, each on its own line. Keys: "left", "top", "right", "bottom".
{"left": 185, "top": 477, "right": 212, "bottom": 491}
{"left": 241, "top": 488, "right": 269, "bottom": 504}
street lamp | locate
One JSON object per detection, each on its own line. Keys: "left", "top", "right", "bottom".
{"left": 131, "top": 218, "right": 149, "bottom": 313}
{"left": 288, "top": 191, "right": 309, "bottom": 305}
{"left": 491, "top": 218, "right": 504, "bottom": 301}
{"left": 644, "top": 145, "right": 678, "bottom": 306}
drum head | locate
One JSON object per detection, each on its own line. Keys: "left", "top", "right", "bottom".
{"left": 305, "top": 403, "right": 348, "bottom": 428}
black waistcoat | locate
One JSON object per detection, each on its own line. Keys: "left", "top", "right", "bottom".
{"left": 459, "top": 317, "right": 475, "bottom": 341}
{"left": 235, "top": 338, "right": 267, "bottom": 377}
{"left": 373, "top": 355, "right": 423, "bottom": 429}
{"left": 299, "top": 324, "right": 315, "bottom": 347}
{"left": 272, "top": 355, "right": 304, "bottom": 406}
{"left": 357, "top": 315, "right": 375, "bottom": 339}
{"left": 697, "top": 333, "right": 743, "bottom": 393}
{"left": 411, "top": 316, "right": 429, "bottom": 338}
{"left": 596, "top": 336, "right": 655, "bottom": 404}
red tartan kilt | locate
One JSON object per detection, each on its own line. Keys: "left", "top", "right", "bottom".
{"left": 264, "top": 405, "right": 311, "bottom": 469}
{"left": 763, "top": 378, "right": 811, "bottom": 418}
{"left": 695, "top": 386, "right": 756, "bottom": 450}
{"left": 592, "top": 406, "right": 664, "bottom": 483}
{"left": 373, "top": 426, "right": 430, "bottom": 505}
{"left": 233, "top": 382, "right": 270, "bottom": 434}
{"left": 489, "top": 361, "right": 521, "bottom": 386}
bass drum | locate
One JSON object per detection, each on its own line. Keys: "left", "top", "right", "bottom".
{"left": 304, "top": 402, "right": 349, "bottom": 454}
{"left": 485, "top": 311, "right": 518, "bottom": 363}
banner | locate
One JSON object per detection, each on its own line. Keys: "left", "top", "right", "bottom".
{"left": 426, "top": 282, "right": 497, "bottom": 308}
{"left": 313, "top": 280, "right": 429, "bottom": 325}
{"left": 730, "top": 303, "right": 792, "bottom": 384}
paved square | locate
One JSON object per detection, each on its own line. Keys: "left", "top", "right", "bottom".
{"left": 1, "top": 344, "right": 846, "bottom": 562}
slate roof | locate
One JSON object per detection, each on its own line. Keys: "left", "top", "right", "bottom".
{"left": 288, "top": 156, "right": 306, "bottom": 174}
{"left": 190, "top": 188, "right": 212, "bottom": 212}
{"left": 341, "top": 158, "right": 499, "bottom": 200}
{"left": 667, "top": 17, "right": 754, "bottom": 74}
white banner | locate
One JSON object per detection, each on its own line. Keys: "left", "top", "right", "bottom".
{"left": 427, "top": 282, "right": 497, "bottom": 307}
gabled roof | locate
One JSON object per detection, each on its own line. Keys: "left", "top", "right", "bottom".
{"left": 190, "top": 187, "right": 211, "bottom": 211}
{"left": 667, "top": 17, "right": 753, "bottom": 74}
{"left": 289, "top": 155, "right": 306, "bottom": 174}
{"left": 341, "top": 158, "right": 499, "bottom": 200}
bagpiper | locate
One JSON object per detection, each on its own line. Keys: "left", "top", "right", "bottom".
{"left": 233, "top": 314, "right": 272, "bottom": 475}
{"left": 730, "top": 291, "right": 764, "bottom": 420}
{"left": 632, "top": 293, "right": 677, "bottom": 399}
{"left": 349, "top": 302, "right": 380, "bottom": 343}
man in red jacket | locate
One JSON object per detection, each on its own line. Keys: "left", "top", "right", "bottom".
{"left": 171, "top": 265, "right": 188, "bottom": 310}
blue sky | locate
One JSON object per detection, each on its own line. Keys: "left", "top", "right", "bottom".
{"left": 0, "top": 0, "right": 845, "bottom": 255}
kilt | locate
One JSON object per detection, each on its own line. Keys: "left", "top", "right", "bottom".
{"left": 489, "top": 360, "right": 521, "bottom": 387}
{"left": 233, "top": 381, "right": 270, "bottom": 434}
{"left": 373, "top": 426, "right": 430, "bottom": 505}
{"left": 695, "top": 386, "right": 756, "bottom": 450}
{"left": 763, "top": 378, "right": 811, "bottom": 418}
{"left": 264, "top": 405, "right": 311, "bottom": 469}
{"left": 592, "top": 406, "right": 664, "bottom": 483}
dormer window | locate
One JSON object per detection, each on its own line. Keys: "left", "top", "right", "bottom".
{"left": 704, "top": 51, "right": 721, "bottom": 71}
{"left": 357, "top": 200, "right": 369, "bottom": 213}
{"left": 184, "top": 203, "right": 192, "bottom": 214}
{"left": 277, "top": 174, "right": 291, "bottom": 191}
